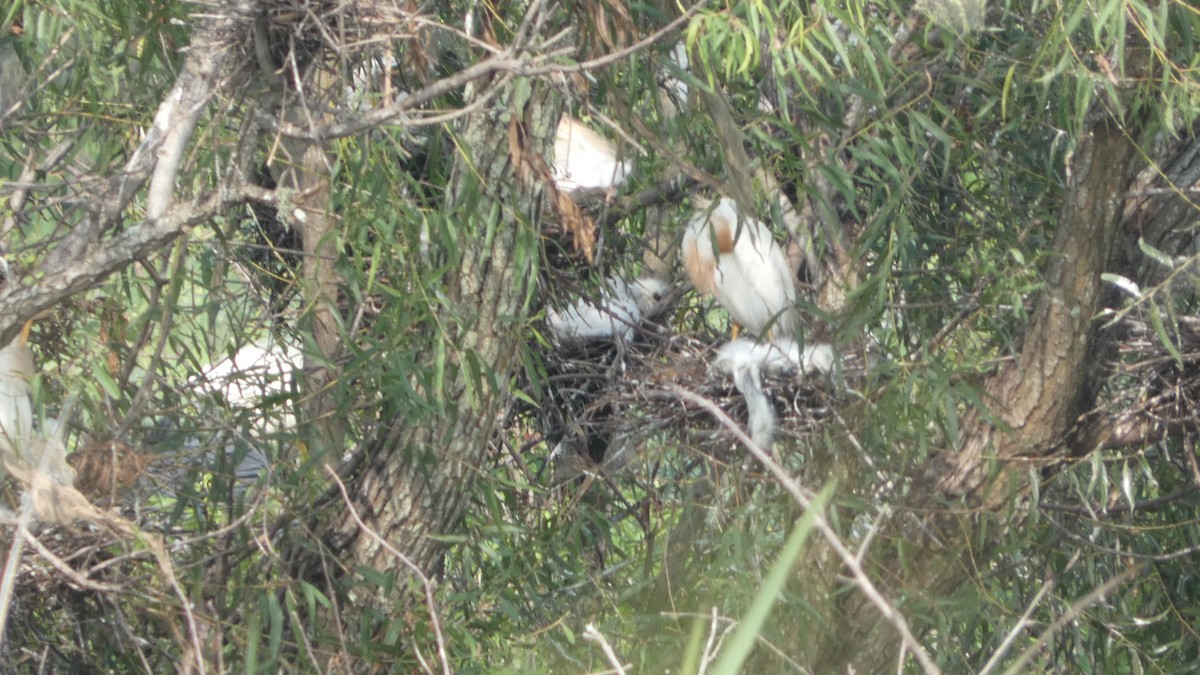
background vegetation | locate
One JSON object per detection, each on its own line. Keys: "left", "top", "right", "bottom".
{"left": 0, "top": 0, "right": 1198, "bottom": 672}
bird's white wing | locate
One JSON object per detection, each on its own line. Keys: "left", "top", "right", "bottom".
{"left": 710, "top": 338, "right": 765, "bottom": 375}
{"left": 712, "top": 337, "right": 836, "bottom": 377}
{"left": 0, "top": 337, "right": 33, "bottom": 450}
{"left": 547, "top": 278, "right": 640, "bottom": 342}
{"left": 722, "top": 212, "right": 797, "bottom": 336}
{"left": 197, "top": 342, "right": 302, "bottom": 406}
{"left": 553, "top": 116, "right": 630, "bottom": 193}
{"left": 800, "top": 343, "right": 836, "bottom": 375}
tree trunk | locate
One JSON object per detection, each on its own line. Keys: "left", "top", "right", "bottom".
{"left": 328, "top": 79, "right": 560, "bottom": 606}
{"left": 273, "top": 65, "right": 347, "bottom": 460}
{"left": 934, "top": 114, "right": 1146, "bottom": 505}
{"left": 812, "top": 107, "right": 1149, "bottom": 673}
{"left": 1111, "top": 122, "right": 1200, "bottom": 288}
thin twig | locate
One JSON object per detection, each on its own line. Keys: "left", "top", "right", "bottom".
{"left": 1000, "top": 563, "right": 1143, "bottom": 675}
{"left": 664, "top": 385, "right": 942, "bottom": 675}
{"left": 697, "top": 606, "right": 720, "bottom": 675}
{"left": 977, "top": 556, "right": 1063, "bottom": 675}
{"left": 262, "top": 4, "right": 702, "bottom": 142}
{"left": 148, "top": 535, "right": 207, "bottom": 675}
{"left": 664, "top": 611, "right": 812, "bottom": 674}
{"left": 582, "top": 623, "right": 628, "bottom": 675}
{"left": 1046, "top": 515, "right": 1200, "bottom": 562}
{"left": 20, "top": 528, "right": 123, "bottom": 593}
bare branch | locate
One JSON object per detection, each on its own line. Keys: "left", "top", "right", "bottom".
{"left": 583, "top": 623, "right": 628, "bottom": 675}
{"left": 0, "top": 9, "right": 247, "bottom": 344}
{"left": 145, "top": 42, "right": 228, "bottom": 220}
{"left": 19, "top": 528, "right": 124, "bottom": 593}
{"left": 1039, "top": 486, "right": 1200, "bottom": 516}
{"left": 255, "top": 54, "right": 527, "bottom": 139}
{"left": 258, "top": 5, "right": 701, "bottom": 142}
{"left": 977, "top": 555, "right": 1065, "bottom": 675}
{"left": 0, "top": 186, "right": 262, "bottom": 346}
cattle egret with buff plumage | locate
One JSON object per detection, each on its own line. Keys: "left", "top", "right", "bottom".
{"left": 682, "top": 197, "right": 797, "bottom": 338}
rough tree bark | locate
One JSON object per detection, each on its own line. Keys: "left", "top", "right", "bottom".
{"left": 325, "top": 76, "right": 562, "bottom": 602}
{"left": 934, "top": 115, "right": 1147, "bottom": 505}
{"left": 811, "top": 105, "right": 1151, "bottom": 673}
{"left": 1074, "top": 124, "right": 1200, "bottom": 451}
{"left": 1110, "top": 122, "right": 1200, "bottom": 290}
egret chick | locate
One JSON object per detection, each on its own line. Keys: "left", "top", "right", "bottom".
{"left": 547, "top": 276, "right": 669, "bottom": 343}
{"left": 712, "top": 338, "right": 835, "bottom": 377}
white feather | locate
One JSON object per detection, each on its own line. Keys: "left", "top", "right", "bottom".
{"left": 192, "top": 340, "right": 303, "bottom": 435}
{"left": 732, "top": 364, "right": 776, "bottom": 452}
{"left": 682, "top": 198, "right": 797, "bottom": 337}
{"left": 0, "top": 334, "right": 32, "bottom": 454}
{"left": 552, "top": 116, "right": 630, "bottom": 194}
{"left": 0, "top": 333, "right": 76, "bottom": 487}
{"left": 660, "top": 41, "right": 690, "bottom": 110}
{"left": 628, "top": 277, "right": 670, "bottom": 315}
{"left": 712, "top": 338, "right": 835, "bottom": 377}
{"left": 774, "top": 338, "right": 837, "bottom": 376}
{"left": 195, "top": 341, "right": 303, "bottom": 407}
{"left": 548, "top": 276, "right": 668, "bottom": 342}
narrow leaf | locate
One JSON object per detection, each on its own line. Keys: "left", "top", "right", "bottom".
{"left": 1138, "top": 237, "right": 1175, "bottom": 270}
{"left": 1148, "top": 303, "right": 1183, "bottom": 366}
{"left": 707, "top": 483, "right": 834, "bottom": 675}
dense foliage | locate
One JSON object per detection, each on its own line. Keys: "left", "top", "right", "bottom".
{"left": 0, "top": 0, "right": 1198, "bottom": 672}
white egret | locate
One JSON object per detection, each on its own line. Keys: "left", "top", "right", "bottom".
{"left": 195, "top": 340, "right": 303, "bottom": 408}
{"left": 709, "top": 338, "right": 836, "bottom": 453}
{"left": 186, "top": 338, "right": 305, "bottom": 441}
{"left": 0, "top": 316, "right": 75, "bottom": 489}
{"left": 658, "top": 41, "right": 690, "bottom": 115}
{"left": 682, "top": 197, "right": 797, "bottom": 338}
{"left": 712, "top": 338, "right": 835, "bottom": 377}
{"left": 552, "top": 115, "right": 630, "bottom": 195}
{"left": 547, "top": 276, "right": 669, "bottom": 343}
{"left": 0, "top": 318, "right": 34, "bottom": 452}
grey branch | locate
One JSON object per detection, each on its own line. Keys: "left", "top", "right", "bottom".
{"left": 0, "top": 10, "right": 241, "bottom": 345}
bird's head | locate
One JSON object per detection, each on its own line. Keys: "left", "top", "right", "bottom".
{"left": 629, "top": 276, "right": 670, "bottom": 315}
